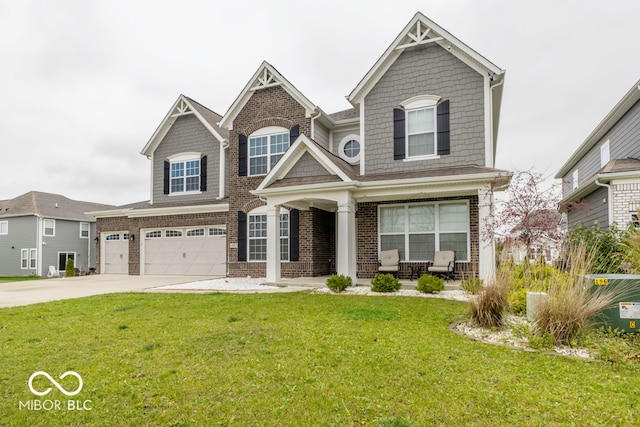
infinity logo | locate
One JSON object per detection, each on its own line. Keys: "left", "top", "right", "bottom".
{"left": 28, "top": 371, "right": 83, "bottom": 397}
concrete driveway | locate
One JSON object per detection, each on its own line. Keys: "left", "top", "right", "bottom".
{"left": 0, "top": 275, "right": 215, "bottom": 308}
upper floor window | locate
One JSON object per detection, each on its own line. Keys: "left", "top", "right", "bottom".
{"left": 0, "top": 221, "right": 7, "bottom": 235}
{"left": 338, "top": 134, "right": 361, "bottom": 164}
{"left": 394, "top": 95, "right": 449, "bottom": 160}
{"left": 171, "top": 159, "right": 200, "bottom": 193}
{"left": 80, "top": 222, "right": 90, "bottom": 238}
{"left": 163, "top": 153, "right": 207, "bottom": 195}
{"left": 249, "top": 127, "right": 290, "bottom": 176}
{"left": 600, "top": 140, "right": 610, "bottom": 168}
{"left": 44, "top": 219, "right": 55, "bottom": 236}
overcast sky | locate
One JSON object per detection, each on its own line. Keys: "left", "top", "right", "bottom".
{"left": 1, "top": 0, "right": 638, "bottom": 206}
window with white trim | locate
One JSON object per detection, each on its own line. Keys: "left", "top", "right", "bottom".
{"left": 58, "top": 252, "right": 75, "bottom": 271}
{"left": 186, "top": 228, "right": 205, "bottom": 237}
{"left": 44, "top": 219, "right": 55, "bottom": 236}
{"left": 209, "top": 226, "right": 226, "bottom": 236}
{"left": 106, "top": 233, "right": 120, "bottom": 241}
{"left": 166, "top": 230, "right": 183, "bottom": 238}
{"left": 249, "top": 127, "right": 290, "bottom": 176}
{"left": 21, "top": 249, "right": 35, "bottom": 269}
{"left": 80, "top": 222, "right": 90, "bottom": 238}
{"left": 30, "top": 248, "right": 37, "bottom": 269}
{"left": 248, "top": 210, "right": 289, "bottom": 261}
{"left": 406, "top": 107, "right": 436, "bottom": 157}
{"left": 379, "top": 202, "right": 469, "bottom": 261}
{"left": 0, "top": 221, "right": 7, "bottom": 235}
{"left": 146, "top": 230, "right": 162, "bottom": 239}
{"left": 600, "top": 140, "right": 610, "bottom": 168}
{"left": 338, "top": 134, "right": 361, "bottom": 164}
{"left": 171, "top": 158, "right": 200, "bottom": 193}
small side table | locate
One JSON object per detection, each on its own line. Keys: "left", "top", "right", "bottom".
{"left": 409, "top": 265, "right": 423, "bottom": 281}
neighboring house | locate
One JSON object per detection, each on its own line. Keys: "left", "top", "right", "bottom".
{"left": 498, "top": 209, "right": 565, "bottom": 265}
{"left": 92, "top": 12, "right": 508, "bottom": 281}
{"left": 0, "top": 191, "right": 113, "bottom": 277}
{"left": 556, "top": 79, "right": 640, "bottom": 230}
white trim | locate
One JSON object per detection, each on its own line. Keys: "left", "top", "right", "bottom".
{"left": 167, "top": 152, "right": 201, "bottom": 161}
{"left": 405, "top": 104, "right": 437, "bottom": 158}
{"left": 360, "top": 101, "right": 366, "bottom": 175}
{"left": 400, "top": 94, "right": 440, "bottom": 109}
{"left": 168, "top": 155, "right": 202, "bottom": 194}
{"left": 572, "top": 169, "right": 579, "bottom": 191}
{"left": 600, "top": 140, "right": 610, "bottom": 168}
{"left": 43, "top": 219, "right": 55, "bottom": 237}
{"left": 338, "top": 134, "right": 361, "bottom": 164}
{"left": 484, "top": 74, "right": 493, "bottom": 167}
{"left": 0, "top": 220, "right": 7, "bottom": 235}
{"left": 248, "top": 128, "right": 290, "bottom": 177}
{"left": 80, "top": 222, "right": 90, "bottom": 239}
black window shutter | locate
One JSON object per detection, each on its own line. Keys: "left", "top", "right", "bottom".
{"left": 393, "top": 108, "right": 405, "bottom": 160}
{"left": 289, "top": 124, "right": 300, "bottom": 142}
{"left": 163, "top": 161, "right": 170, "bottom": 195}
{"left": 437, "top": 100, "right": 450, "bottom": 155}
{"left": 237, "top": 211, "right": 247, "bottom": 262}
{"left": 238, "top": 134, "right": 248, "bottom": 176}
{"left": 200, "top": 155, "right": 207, "bottom": 192}
{"left": 289, "top": 209, "right": 299, "bottom": 262}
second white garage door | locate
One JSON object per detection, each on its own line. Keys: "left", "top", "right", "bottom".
{"left": 142, "top": 226, "right": 226, "bottom": 276}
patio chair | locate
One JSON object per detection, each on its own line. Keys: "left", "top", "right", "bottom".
{"left": 46, "top": 266, "right": 60, "bottom": 278}
{"left": 427, "top": 251, "right": 456, "bottom": 281}
{"left": 378, "top": 249, "right": 400, "bottom": 277}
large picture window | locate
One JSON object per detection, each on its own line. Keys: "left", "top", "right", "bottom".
{"left": 248, "top": 211, "right": 289, "bottom": 261}
{"left": 379, "top": 202, "right": 469, "bottom": 261}
{"left": 249, "top": 131, "right": 289, "bottom": 176}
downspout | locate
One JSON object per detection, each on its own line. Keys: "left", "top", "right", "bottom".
{"left": 36, "top": 215, "right": 43, "bottom": 276}
{"left": 218, "top": 139, "right": 228, "bottom": 200}
{"left": 487, "top": 75, "right": 504, "bottom": 168}
{"left": 595, "top": 178, "right": 613, "bottom": 226}
{"left": 310, "top": 109, "right": 321, "bottom": 140}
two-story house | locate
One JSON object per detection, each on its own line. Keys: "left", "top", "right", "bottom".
{"left": 93, "top": 12, "right": 508, "bottom": 281}
{"left": 0, "top": 191, "right": 112, "bottom": 276}
{"left": 556, "top": 79, "right": 640, "bottom": 230}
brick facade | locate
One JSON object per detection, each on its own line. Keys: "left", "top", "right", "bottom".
{"left": 96, "top": 211, "right": 227, "bottom": 274}
{"left": 356, "top": 195, "right": 479, "bottom": 279}
{"left": 612, "top": 182, "right": 640, "bottom": 226}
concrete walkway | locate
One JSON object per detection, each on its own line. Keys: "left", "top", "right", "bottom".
{"left": 0, "top": 275, "right": 217, "bottom": 308}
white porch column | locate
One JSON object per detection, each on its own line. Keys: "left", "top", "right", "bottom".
{"left": 478, "top": 185, "right": 495, "bottom": 282}
{"left": 266, "top": 204, "right": 281, "bottom": 283}
{"left": 336, "top": 198, "right": 357, "bottom": 278}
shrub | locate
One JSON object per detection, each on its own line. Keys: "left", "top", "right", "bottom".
{"left": 371, "top": 274, "right": 401, "bottom": 293}
{"left": 567, "top": 224, "right": 627, "bottom": 273}
{"left": 416, "top": 274, "right": 444, "bottom": 293}
{"left": 469, "top": 272, "right": 510, "bottom": 328}
{"left": 326, "top": 274, "right": 352, "bottom": 293}
{"left": 532, "top": 244, "right": 621, "bottom": 346}
{"left": 460, "top": 276, "right": 484, "bottom": 294}
{"left": 65, "top": 258, "right": 75, "bottom": 277}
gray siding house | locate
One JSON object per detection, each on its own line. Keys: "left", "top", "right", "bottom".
{"left": 556, "top": 79, "right": 640, "bottom": 230}
{"left": 94, "top": 12, "right": 508, "bottom": 281}
{"left": 0, "top": 192, "right": 113, "bottom": 276}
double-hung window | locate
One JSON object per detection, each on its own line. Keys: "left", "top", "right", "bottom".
{"left": 21, "top": 249, "right": 36, "bottom": 270}
{"left": 248, "top": 211, "right": 289, "bottom": 261}
{"left": 80, "top": 222, "right": 90, "bottom": 238}
{"left": 406, "top": 107, "right": 436, "bottom": 157}
{"left": 171, "top": 159, "right": 200, "bottom": 193}
{"left": 44, "top": 219, "right": 55, "bottom": 236}
{"left": 379, "top": 202, "right": 469, "bottom": 262}
{"left": 0, "top": 221, "right": 7, "bottom": 235}
{"left": 249, "top": 129, "right": 290, "bottom": 176}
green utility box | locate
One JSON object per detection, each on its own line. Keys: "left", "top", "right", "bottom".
{"left": 585, "top": 274, "right": 640, "bottom": 333}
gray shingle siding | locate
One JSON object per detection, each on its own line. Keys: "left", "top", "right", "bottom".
{"left": 152, "top": 115, "right": 220, "bottom": 204}
{"left": 0, "top": 216, "right": 37, "bottom": 276}
{"left": 567, "top": 186, "right": 609, "bottom": 230}
{"left": 285, "top": 152, "right": 331, "bottom": 179}
{"left": 313, "top": 122, "right": 330, "bottom": 150}
{"left": 562, "top": 100, "right": 640, "bottom": 198}
{"left": 364, "top": 43, "right": 485, "bottom": 174}
{"left": 331, "top": 128, "right": 360, "bottom": 158}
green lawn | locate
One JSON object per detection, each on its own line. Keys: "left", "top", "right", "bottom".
{"left": 0, "top": 276, "right": 42, "bottom": 283}
{"left": 1, "top": 292, "right": 638, "bottom": 426}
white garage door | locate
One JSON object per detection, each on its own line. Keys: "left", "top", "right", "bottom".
{"left": 143, "top": 226, "right": 226, "bottom": 276}
{"left": 104, "top": 232, "right": 129, "bottom": 274}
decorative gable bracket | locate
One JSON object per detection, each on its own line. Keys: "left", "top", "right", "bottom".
{"left": 170, "top": 99, "right": 194, "bottom": 117}
{"left": 250, "top": 68, "right": 281, "bottom": 91}
{"left": 395, "top": 21, "right": 443, "bottom": 50}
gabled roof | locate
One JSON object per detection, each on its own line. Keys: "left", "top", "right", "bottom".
{"left": 219, "top": 61, "right": 333, "bottom": 131}
{"left": 141, "top": 95, "right": 228, "bottom": 157}
{"left": 0, "top": 191, "right": 114, "bottom": 221}
{"left": 347, "top": 12, "right": 504, "bottom": 105}
{"left": 556, "top": 79, "right": 640, "bottom": 179}
{"left": 255, "top": 134, "right": 356, "bottom": 191}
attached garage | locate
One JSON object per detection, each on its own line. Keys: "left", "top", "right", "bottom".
{"left": 103, "top": 232, "right": 130, "bottom": 274}
{"left": 141, "top": 226, "right": 226, "bottom": 276}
